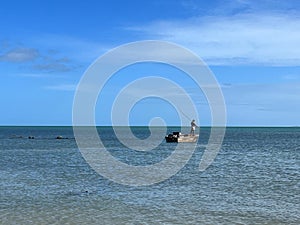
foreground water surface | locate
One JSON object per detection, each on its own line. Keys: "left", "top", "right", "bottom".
{"left": 0, "top": 126, "right": 299, "bottom": 224}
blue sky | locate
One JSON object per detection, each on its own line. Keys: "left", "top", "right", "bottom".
{"left": 0, "top": 0, "right": 299, "bottom": 126}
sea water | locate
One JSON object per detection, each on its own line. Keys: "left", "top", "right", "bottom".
{"left": 0, "top": 126, "right": 299, "bottom": 224}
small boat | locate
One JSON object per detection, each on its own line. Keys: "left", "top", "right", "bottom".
{"left": 165, "top": 131, "right": 198, "bottom": 143}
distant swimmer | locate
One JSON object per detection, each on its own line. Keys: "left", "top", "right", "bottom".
{"left": 190, "top": 119, "right": 198, "bottom": 136}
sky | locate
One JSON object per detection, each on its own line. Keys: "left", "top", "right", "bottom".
{"left": 0, "top": 0, "right": 299, "bottom": 126}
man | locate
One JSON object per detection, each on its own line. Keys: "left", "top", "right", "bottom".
{"left": 190, "top": 119, "right": 197, "bottom": 136}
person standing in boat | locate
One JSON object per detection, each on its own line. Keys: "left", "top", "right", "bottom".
{"left": 190, "top": 119, "right": 198, "bottom": 136}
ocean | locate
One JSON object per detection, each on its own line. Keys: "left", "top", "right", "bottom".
{"left": 0, "top": 126, "right": 299, "bottom": 224}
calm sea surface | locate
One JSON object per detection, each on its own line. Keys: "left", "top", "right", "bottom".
{"left": 0, "top": 126, "right": 299, "bottom": 224}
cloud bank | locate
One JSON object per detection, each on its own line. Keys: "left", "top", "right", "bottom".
{"left": 130, "top": 12, "right": 300, "bottom": 66}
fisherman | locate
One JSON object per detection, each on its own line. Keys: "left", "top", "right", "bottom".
{"left": 190, "top": 119, "right": 197, "bottom": 136}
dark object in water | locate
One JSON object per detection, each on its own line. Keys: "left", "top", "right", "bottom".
{"left": 28, "top": 136, "right": 35, "bottom": 139}
{"left": 56, "top": 136, "right": 68, "bottom": 139}
{"left": 165, "top": 131, "right": 198, "bottom": 143}
{"left": 9, "top": 135, "right": 23, "bottom": 139}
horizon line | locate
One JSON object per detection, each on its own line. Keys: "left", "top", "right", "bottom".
{"left": 0, "top": 125, "right": 299, "bottom": 128}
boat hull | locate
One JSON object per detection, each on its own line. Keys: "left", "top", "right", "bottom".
{"left": 165, "top": 132, "right": 198, "bottom": 143}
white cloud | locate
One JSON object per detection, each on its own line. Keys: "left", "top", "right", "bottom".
{"left": 17, "top": 73, "right": 50, "bottom": 78}
{"left": 129, "top": 13, "right": 300, "bottom": 66}
{"left": 33, "top": 62, "right": 72, "bottom": 72}
{"left": 44, "top": 84, "right": 77, "bottom": 91}
{"left": 0, "top": 47, "right": 38, "bottom": 62}
{"left": 30, "top": 34, "right": 111, "bottom": 63}
{"left": 0, "top": 42, "right": 80, "bottom": 72}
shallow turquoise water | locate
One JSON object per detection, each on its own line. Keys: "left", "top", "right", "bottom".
{"left": 0, "top": 126, "right": 299, "bottom": 224}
